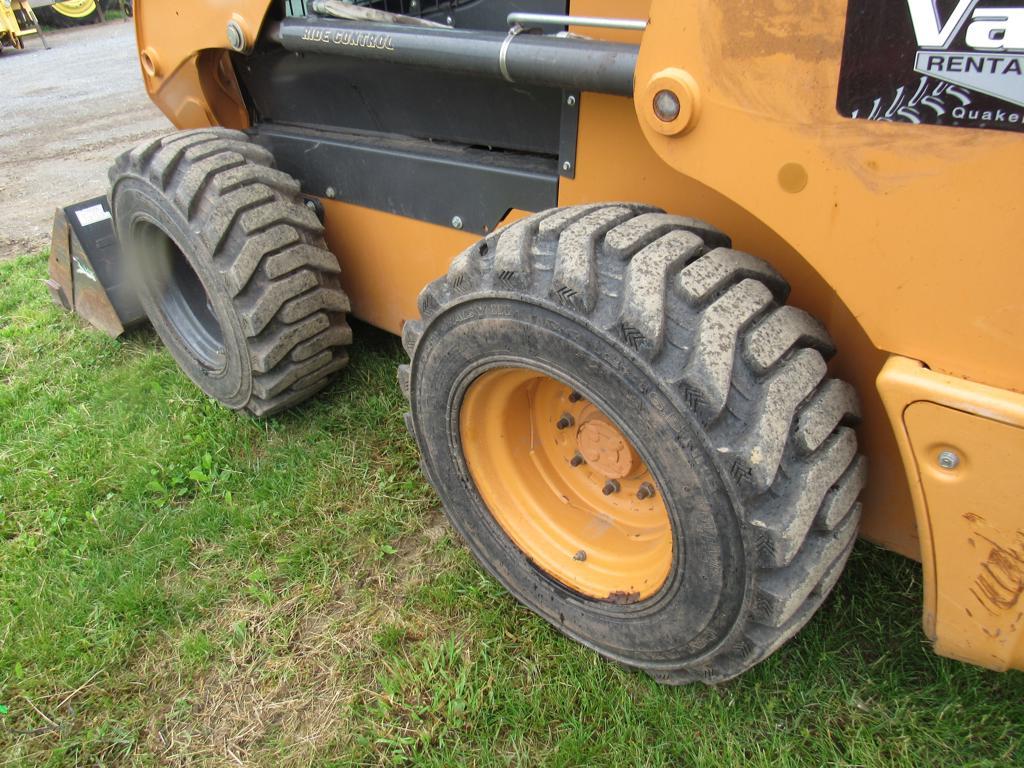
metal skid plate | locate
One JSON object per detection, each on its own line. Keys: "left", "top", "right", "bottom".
{"left": 254, "top": 125, "right": 558, "bottom": 234}
{"left": 47, "top": 196, "right": 146, "bottom": 337}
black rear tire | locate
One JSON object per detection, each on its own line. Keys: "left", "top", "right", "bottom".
{"left": 401, "top": 204, "right": 866, "bottom": 683}
{"left": 109, "top": 129, "right": 351, "bottom": 417}
{"left": 34, "top": 3, "right": 100, "bottom": 28}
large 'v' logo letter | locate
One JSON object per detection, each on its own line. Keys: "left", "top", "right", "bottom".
{"left": 907, "top": 0, "right": 975, "bottom": 47}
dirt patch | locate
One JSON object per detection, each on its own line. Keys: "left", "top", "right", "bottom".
{"left": 0, "top": 22, "right": 170, "bottom": 260}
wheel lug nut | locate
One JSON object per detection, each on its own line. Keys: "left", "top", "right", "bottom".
{"left": 568, "top": 391, "right": 583, "bottom": 403}
{"left": 602, "top": 480, "right": 620, "bottom": 495}
{"left": 573, "top": 550, "right": 587, "bottom": 561}
{"left": 570, "top": 452, "right": 585, "bottom": 467}
{"left": 636, "top": 482, "right": 655, "bottom": 500}
{"left": 556, "top": 413, "right": 575, "bottom": 430}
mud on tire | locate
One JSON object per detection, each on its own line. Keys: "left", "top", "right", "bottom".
{"left": 401, "top": 204, "right": 867, "bottom": 683}
{"left": 109, "top": 128, "right": 351, "bottom": 417}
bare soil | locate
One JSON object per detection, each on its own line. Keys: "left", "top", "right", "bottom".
{"left": 0, "top": 21, "right": 170, "bottom": 260}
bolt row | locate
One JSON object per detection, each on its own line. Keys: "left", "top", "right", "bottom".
{"left": 559, "top": 391, "right": 656, "bottom": 500}
{"left": 568, "top": 453, "right": 656, "bottom": 499}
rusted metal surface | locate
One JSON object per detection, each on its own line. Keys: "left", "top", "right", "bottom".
{"left": 46, "top": 198, "right": 147, "bottom": 338}
{"left": 603, "top": 590, "right": 641, "bottom": 605}
{"left": 47, "top": 209, "right": 74, "bottom": 311}
{"left": 67, "top": 228, "right": 128, "bottom": 338}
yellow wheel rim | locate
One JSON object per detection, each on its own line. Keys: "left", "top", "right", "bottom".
{"left": 460, "top": 368, "right": 673, "bottom": 601}
{"left": 52, "top": 1, "right": 97, "bottom": 19}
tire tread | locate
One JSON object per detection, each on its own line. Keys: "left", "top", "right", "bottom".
{"left": 401, "top": 203, "right": 865, "bottom": 684}
{"left": 111, "top": 129, "right": 350, "bottom": 417}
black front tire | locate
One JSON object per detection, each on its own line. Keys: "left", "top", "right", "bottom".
{"left": 109, "top": 129, "right": 352, "bottom": 417}
{"left": 34, "top": 5, "right": 100, "bottom": 28}
{"left": 401, "top": 204, "right": 866, "bottom": 683}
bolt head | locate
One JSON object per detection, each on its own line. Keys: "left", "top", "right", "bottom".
{"left": 304, "top": 199, "right": 316, "bottom": 210}
{"left": 602, "top": 480, "right": 620, "bottom": 496}
{"left": 938, "top": 450, "right": 960, "bottom": 470}
{"left": 566, "top": 94, "right": 577, "bottom": 107}
{"left": 562, "top": 161, "right": 572, "bottom": 172}
{"left": 573, "top": 550, "right": 587, "bottom": 561}
{"left": 653, "top": 89, "right": 681, "bottom": 122}
{"left": 570, "top": 453, "right": 585, "bottom": 467}
{"left": 226, "top": 21, "right": 246, "bottom": 52}
{"left": 451, "top": 215, "right": 463, "bottom": 230}
{"left": 645, "top": 70, "right": 701, "bottom": 136}
{"left": 636, "top": 482, "right": 655, "bottom": 500}
{"left": 325, "top": 186, "right": 336, "bottom": 199}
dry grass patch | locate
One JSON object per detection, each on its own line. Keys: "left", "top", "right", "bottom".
{"left": 131, "top": 512, "right": 456, "bottom": 766}
{"left": 135, "top": 583, "right": 378, "bottom": 766}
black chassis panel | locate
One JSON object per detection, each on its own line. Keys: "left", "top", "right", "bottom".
{"left": 252, "top": 124, "right": 558, "bottom": 234}
{"left": 237, "top": 1, "right": 576, "bottom": 233}
{"left": 236, "top": 47, "right": 564, "bottom": 155}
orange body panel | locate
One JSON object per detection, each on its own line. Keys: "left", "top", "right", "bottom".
{"left": 634, "top": 0, "right": 1023, "bottom": 396}
{"left": 133, "top": 0, "right": 1024, "bottom": 671}
{"left": 878, "top": 358, "right": 1024, "bottom": 671}
{"left": 135, "top": 1, "right": 266, "bottom": 128}
{"left": 319, "top": 201, "right": 475, "bottom": 334}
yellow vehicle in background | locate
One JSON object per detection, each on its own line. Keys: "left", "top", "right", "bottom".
{"left": 0, "top": 0, "right": 46, "bottom": 51}
{"left": 29, "top": 1, "right": 132, "bottom": 29}
{"left": 1, "top": 0, "right": 124, "bottom": 51}
{"left": 46, "top": 0, "right": 97, "bottom": 22}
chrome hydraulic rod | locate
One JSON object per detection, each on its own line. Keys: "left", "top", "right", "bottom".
{"left": 506, "top": 12, "right": 647, "bottom": 31}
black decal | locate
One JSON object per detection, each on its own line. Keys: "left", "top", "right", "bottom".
{"left": 838, "top": 0, "right": 1024, "bottom": 133}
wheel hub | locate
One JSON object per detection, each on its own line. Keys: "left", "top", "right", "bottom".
{"left": 575, "top": 410, "right": 640, "bottom": 479}
{"left": 460, "top": 367, "right": 673, "bottom": 601}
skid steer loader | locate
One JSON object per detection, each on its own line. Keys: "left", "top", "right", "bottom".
{"left": 51, "top": 0, "right": 1024, "bottom": 683}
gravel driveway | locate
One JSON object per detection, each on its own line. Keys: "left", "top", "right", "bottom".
{"left": 0, "top": 21, "right": 170, "bottom": 260}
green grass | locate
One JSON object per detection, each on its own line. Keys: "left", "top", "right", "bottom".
{"left": 0, "top": 253, "right": 1021, "bottom": 766}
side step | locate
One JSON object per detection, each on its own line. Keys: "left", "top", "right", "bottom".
{"left": 47, "top": 196, "right": 147, "bottom": 337}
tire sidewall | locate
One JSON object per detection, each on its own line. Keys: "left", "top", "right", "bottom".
{"left": 411, "top": 296, "right": 752, "bottom": 669}
{"left": 112, "top": 176, "right": 253, "bottom": 409}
